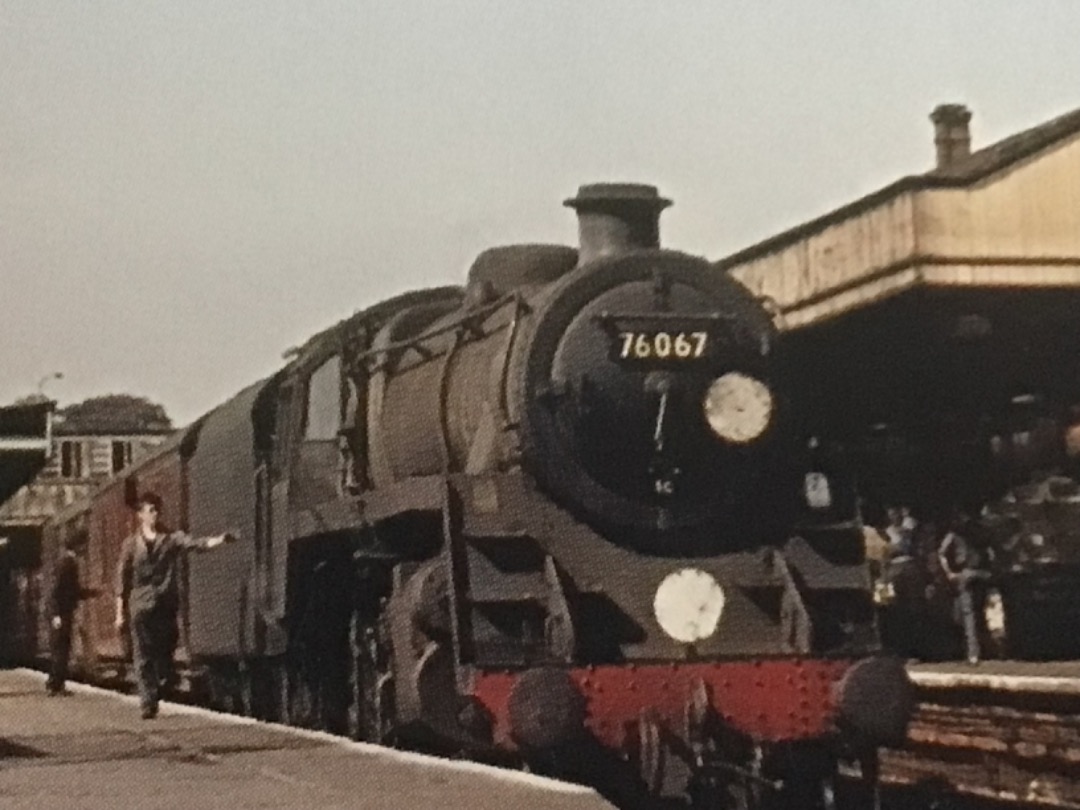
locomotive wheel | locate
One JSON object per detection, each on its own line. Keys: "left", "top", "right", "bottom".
{"left": 859, "top": 750, "right": 881, "bottom": 810}
{"left": 285, "top": 556, "right": 354, "bottom": 733}
{"left": 267, "top": 655, "right": 311, "bottom": 727}
{"left": 725, "top": 778, "right": 763, "bottom": 810}
{"left": 347, "top": 609, "right": 395, "bottom": 743}
{"left": 245, "top": 658, "right": 275, "bottom": 720}
{"left": 238, "top": 661, "right": 255, "bottom": 718}
{"left": 691, "top": 747, "right": 844, "bottom": 810}
{"left": 718, "top": 771, "right": 842, "bottom": 810}
{"left": 820, "top": 774, "right": 837, "bottom": 810}
{"left": 281, "top": 644, "right": 319, "bottom": 729}
{"left": 205, "top": 660, "right": 243, "bottom": 715}
{"left": 262, "top": 657, "right": 289, "bottom": 724}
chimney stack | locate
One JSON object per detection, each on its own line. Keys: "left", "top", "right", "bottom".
{"left": 564, "top": 183, "right": 671, "bottom": 266}
{"left": 930, "top": 104, "right": 972, "bottom": 169}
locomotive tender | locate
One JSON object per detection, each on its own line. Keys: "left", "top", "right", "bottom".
{"left": 37, "top": 184, "right": 913, "bottom": 807}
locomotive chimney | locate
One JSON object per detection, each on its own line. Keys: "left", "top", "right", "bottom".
{"left": 930, "top": 104, "right": 972, "bottom": 169}
{"left": 564, "top": 183, "right": 671, "bottom": 265}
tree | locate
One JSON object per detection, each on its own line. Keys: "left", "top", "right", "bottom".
{"left": 56, "top": 395, "right": 173, "bottom": 435}
{"left": 12, "top": 394, "right": 50, "bottom": 406}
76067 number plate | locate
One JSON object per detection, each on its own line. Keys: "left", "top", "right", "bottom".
{"left": 613, "top": 330, "right": 710, "bottom": 363}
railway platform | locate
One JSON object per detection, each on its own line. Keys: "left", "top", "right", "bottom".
{"left": 0, "top": 669, "right": 612, "bottom": 810}
{"left": 885, "top": 659, "right": 1080, "bottom": 807}
{"left": 909, "top": 659, "right": 1080, "bottom": 694}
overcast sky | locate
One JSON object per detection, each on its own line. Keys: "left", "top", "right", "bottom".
{"left": 3, "top": 2, "right": 1079, "bottom": 425}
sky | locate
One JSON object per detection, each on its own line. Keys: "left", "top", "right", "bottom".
{"left": 3, "top": 1, "right": 1079, "bottom": 426}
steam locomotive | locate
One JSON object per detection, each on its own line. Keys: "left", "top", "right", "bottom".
{"left": 32, "top": 184, "right": 913, "bottom": 808}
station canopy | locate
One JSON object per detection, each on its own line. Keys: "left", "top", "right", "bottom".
{"left": 715, "top": 104, "right": 1080, "bottom": 442}
{"left": 0, "top": 401, "right": 53, "bottom": 507}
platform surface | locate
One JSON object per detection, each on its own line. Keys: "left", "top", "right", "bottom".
{"left": 0, "top": 669, "right": 612, "bottom": 810}
{"left": 908, "top": 658, "right": 1080, "bottom": 693}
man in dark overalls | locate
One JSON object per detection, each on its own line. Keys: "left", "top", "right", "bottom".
{"left": 114, "top": 492, "right": 235, "bottom": 718}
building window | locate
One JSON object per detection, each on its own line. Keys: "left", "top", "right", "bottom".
{"left": 305, "top": 355, "right": 342, "bottom": 441}
{"left": 112, "top": 441, "right": 133, "bottom": 474}
{"left": 60, "top": 441, "right": 84, "bottom": 478}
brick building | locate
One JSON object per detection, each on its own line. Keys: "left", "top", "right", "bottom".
{"left": 0, "top": 405, "right": 172, "bottom": 542}
{"left": 0, "top": 399, "right": 172, "bottom": 661}
{"left": 0, "top": 401, "right": 53, "bottom": 521}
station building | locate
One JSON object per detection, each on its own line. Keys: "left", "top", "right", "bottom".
{"left": 0, "top": 401, "right": 54, "bottom": 539}
{"left": 717, "top": 103, "right": 1080, "bottom": 512}
{"left": 0, "top": 402, "right": 171, "bottom": 661}
{"left": 0, "top": 411, "right": 171, "bottom": 542}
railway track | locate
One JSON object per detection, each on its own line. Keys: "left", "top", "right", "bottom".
{"left": 881, "top": 680, "right": 1080, "bottom": 808}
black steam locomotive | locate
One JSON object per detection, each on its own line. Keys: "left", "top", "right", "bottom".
{"left": 39, "top": 184, "right": 913, "bottom": 808}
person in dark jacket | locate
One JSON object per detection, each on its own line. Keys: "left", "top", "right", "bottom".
{"left": 46, "top": 535, "right": 92, "bottom": 695}
{"left": 114, "top": 492, "right": 236, "bottom": 719}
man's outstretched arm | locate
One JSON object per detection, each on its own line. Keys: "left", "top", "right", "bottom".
{"left": 174, "top": 531, "right": 239, "bottom": 551}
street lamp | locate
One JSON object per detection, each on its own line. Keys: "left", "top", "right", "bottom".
{"left": 36, "top": 372, "right": 63, "bottom": 397}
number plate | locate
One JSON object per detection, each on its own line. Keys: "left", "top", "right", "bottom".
{"left": 612, "top": 330, "right": 711, "bottom": 365}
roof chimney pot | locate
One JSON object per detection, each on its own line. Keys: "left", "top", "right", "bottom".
{"left": 931, "top": 104, "right": 973, "bottom": 169}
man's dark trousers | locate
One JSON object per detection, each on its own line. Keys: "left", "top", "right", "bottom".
{"left": 131, "top": 608, "right": 175, "bottom": 713}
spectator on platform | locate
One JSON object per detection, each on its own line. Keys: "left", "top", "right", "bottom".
{"left": 1062, "top": 406, "right": 1080, "bottom": 480}
{"left": 884, "top": 506, "right": 915, "bottom": 557}
{"left": 114, "top": 493, "right": 236, "bottom": 719}
{"left": 861, "top": 503, "right": 891, "bottom": 580}
{"left": 865, "top": 521, "right": 893, "bottom": 611}
{"left": 937, "top": 516, "right": 990, "bottom": 665}
{"left": 46, "top": 535, "right": 93, "bottom": 696}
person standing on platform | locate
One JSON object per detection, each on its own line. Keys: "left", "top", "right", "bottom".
{"left": 1064, "top": 405, "right": 1080, "bottom": 480}
{"left": 937, "top": 517, "right": 990, "bottom": 665}
{"left": 114, "top": 492, "right": 236, "bottom": 719}
{"left": 884, "top": 506, "right": 915, "bottom": 558}
{"left": 46, "top": 535, "right": 93, "bottom": 696}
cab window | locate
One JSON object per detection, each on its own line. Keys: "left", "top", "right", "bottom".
{"left": 305, "top": 356, "right": 342, "bottom": 441}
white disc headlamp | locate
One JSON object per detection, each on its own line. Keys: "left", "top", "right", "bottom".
{"left": 653, "top": 568, "right": 726, "bottom": 643}
{"left": 703, "top": 372, "right": 773, "bottom": 444}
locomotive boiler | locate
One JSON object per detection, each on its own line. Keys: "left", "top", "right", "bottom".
{"left": 37, "top": 184, "right": 914, "bottom": 808}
